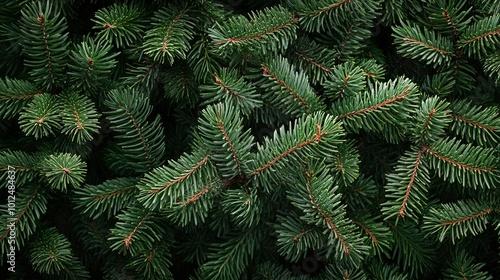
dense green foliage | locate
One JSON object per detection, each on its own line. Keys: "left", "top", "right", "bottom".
{"left": 0, "top": 0, "right": 499, "bottom": 279}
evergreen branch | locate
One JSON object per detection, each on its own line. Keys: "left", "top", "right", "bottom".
{"left": 398, "top": 149, "right": 425, "bottom": 218}
{"left": 423, "top": 199, "right": 493, "bottom": 243}
{"left": 424, "top": 146, "right": 493, "bottom": 172}
{"left": 214, "top": 75, "right": 246, "bottom": 99}
{"left": 19, "top": 93, "right": 62, "bottom": 139}
{"left": 286, "top": 36, "right": 338, "bottom": 83}
{"left": 440, "top": 208, "right": 492, "bottom": 226}
{"left": 459, "top": 14, "right": 500, "bottom": 57}
{"left": 464, "top": 29, "right": 500, "bottom": 43}
{"left": 143, "top": 4, "right": 195, "bottom": 64}
{"left": 162, "top": 62, "right": 200, "bottom": 108}
{"left": 443, "top": 249, "right": 493, "bottom": 280}
{"left": 197, "top": 103, "right": 254, "bottom": 179}
{"left": 286, "top": 0, "right": 381, "bottom": 32}
{"left": 124, "top": 213, "right": 150, "bottom": 249}
{"left": 354, "top": 221, "right": 377, "bottom": 245}
{"left": 119, "top": 105, "right": 152, "bottom": 167}
{"left": 29, "top": 227, "right": 79, "bottom": 275}
{"left": 402, "top": 37, "right": 451, "bottom": 55}
{"left": 60, "top": 91, "right": 101, "bottom": 144}
{"left": 109, "top": 204, "right": 165, "bottom": 256}
{"left": 251, "top": 124, "right": 326, "bottom": 176}
{"left": 200, "top": 68, "right": 262, "bottom": 116}
{"left": 388, "top": 221, "right": 436, "bottom": 278}
{"left": 424, "top": 138, "right": 498, "bottom": 188}
{"left": 166, "top": 176, "right": 220, "bottom": 227}
{"left": 104, "top": 88, "right": 166, "bottom": 174}
{"left": 254, "top": 55, "right": 325, "bottom": 117}
{"left": 331, "top": 140, "right": 360, "bottom": 186}
{"left": 382, "top": 147, "right": 430, "bottom": 222}
{"left": 137, "top": 151, "right": 217, "bottom": 211}
{"left": 411, "top": 96, "right": 452, "bottom": 144}
{"left": 451, "top": 113, "right": 496, "bottom": 131}
{"left": 324, "top": 61, "right": 366, "bottom": 99}
{"left": 201, "top": 227, "right": 262, "bottom": 279}
{"left": 425, "top": 0, "right": 471, "bottom": 41}
{"left": 150, "top": 155, "right": 210, "bottom": 194}
{"left": 448, "top": 100, "right": 499, "bottom": 147}
{"left": 393, "top": 22, "right": 454, "bottom": 66}
{"left": 92, "top": 3, "right": 147, "bottom": 48}
{"left": 19, "top": 1, "right": 69, "bottom": 90}
{"left": 274, "top": 213, "right": 324, "bottom": 262}
{"left": 73, "top": 177, "right": 139, "bottom": 219}
{"left": 306, "top": 0, "right": 353, "bottom": 16}
{"left": 250, "top": 112, "right": 344, "bottom": 192}
{"left": 209, "top": 6, "right": 298, "bottom": 51}
{"left": 352, "top": 213, "right": 393, "bottom": 258}
{"left": 68, "top": 37, "right": 119, "bottom": 91}
{"left": 305, "top": 169, "right": 350, "bottom": 254}
{"left": 338, "top": 88, "right": 408, "bottom": 119}
{"left": 39, "top": 153, "right": 87, "bottom": 191}
{"left": 0, "top": 150, "right": 39, "bottom": 186}
{"left": 222, "top": 187, "right": 263, "bottom": 229}
{"left": 287, "top": 162, "right": 369, "bottom": 264}
{"left": 184, "top": 185, "right": 215, "bottom": 206}
{"left": 221, "top": 16, "right": 298, "bottom": 45}
{"left": 332, "top": 77, "right": 419, "bottom": 134}
{"left": 441, "top": 10, "right": 460, "bottom": 41}
{"left": 295, "top": 51, "right": 333, "bottom": 74}
{"left": 261, "top": 65, "right": 309, "bottom": 108}
{"left": 0, "top": 186, "right": 42, "bottom": 244}
{"left": 0, "top": 78, "right": 41, "bottom": 119}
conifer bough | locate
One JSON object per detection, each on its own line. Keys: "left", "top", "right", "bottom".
{"left": 0, "top": 0, "right": 499, "bottom": 279}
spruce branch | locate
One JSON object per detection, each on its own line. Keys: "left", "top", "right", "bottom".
{"left": 286, "top": 36, "right": 338, "bottom": 83}
{"left": 108, "top": 203, "right": 166, "bottom": 257}
{"left": 104, "top": 88, "right": 165, "bottom": 174}
{"left": 388, "top": 221, "right": 436, "bottom": 278}
{"left": 255, "top": 55, "right": 325, "bottom": 117}
{"left": 423, "top": 199, "right": 493, "bottom": 244}
{"left": 0, "top": 150, "right": 39, "bottom": 186}
{"left": 68, "top": 37, "right": 119, "bottom": 91}
{"left": 19, "top": 0, "right": 69, "bottom": 90}
{"left": 286, "top": 0, "right": 382, "bottom": 32}
{"left": 39, "top": 153, "right": 87, "bottom": 191}
{"left": 200, "top": 226, "right": 263, "bottom": 280}
{"left": 197, "top": 102, "right": 254, "bottom": 179}
{"left": 18, "top": 93, "right": 61, "bottom": 139}
{"left": 331, "top": 77, "right": 419, "bottom": 134}
{"left": 459, "top": 14, "right": 500, "bottom": 57}
{"left": 411, "top": 96, "right": 452, "bottom": 144}
{"left": 0, "top": 185, "right": 47, "bottom": 262}
{"left": 449, "top": 100, "right": 500, "bottom": 147}
{"left": 287, "top": 162, "right": 369, "bottom": 265}
{"left": 382, "top": 147, "right": 430, "bottom": 221}
{"left": 92, "top": 2, "right": 148, "bottom": 48}
{"left": 209, "top": 6, "right": 298, "bottom": 52}
{"left": 137, "top": 150, "right": 216, "bottom": 211}
{"left": 323, "top": 61, "right": 366, "bottom": 99}
{"left": 59, "top": 91, "right": 101, "bottom": 144}
{"left": 0, "top": 78, "right": 41, "bottom": 120}
{"left": 249, "top": 112, "right": 344, "bottom": 192}
{"left": 274, "top": 212, "right": 325, "bottom": 262}
{"left": 200, "top": 68, "right": 262, "bottom": 116}
{"left": 29, "top": 227, "right": 70, "bottom": 273}
{"left": 143, "top": 3, "right": 195, "bottom": 64}
{"left": 443, "top": 249, "right": 493, "bottom": 280}
{"left": 73, "top": 177, "right": 140, "bottom": 219}
{"left": 424, "top": 138, "right": 499, "bottom": 189}
{"left": 393, "top": 22, "right": 454, "bottom": 66}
